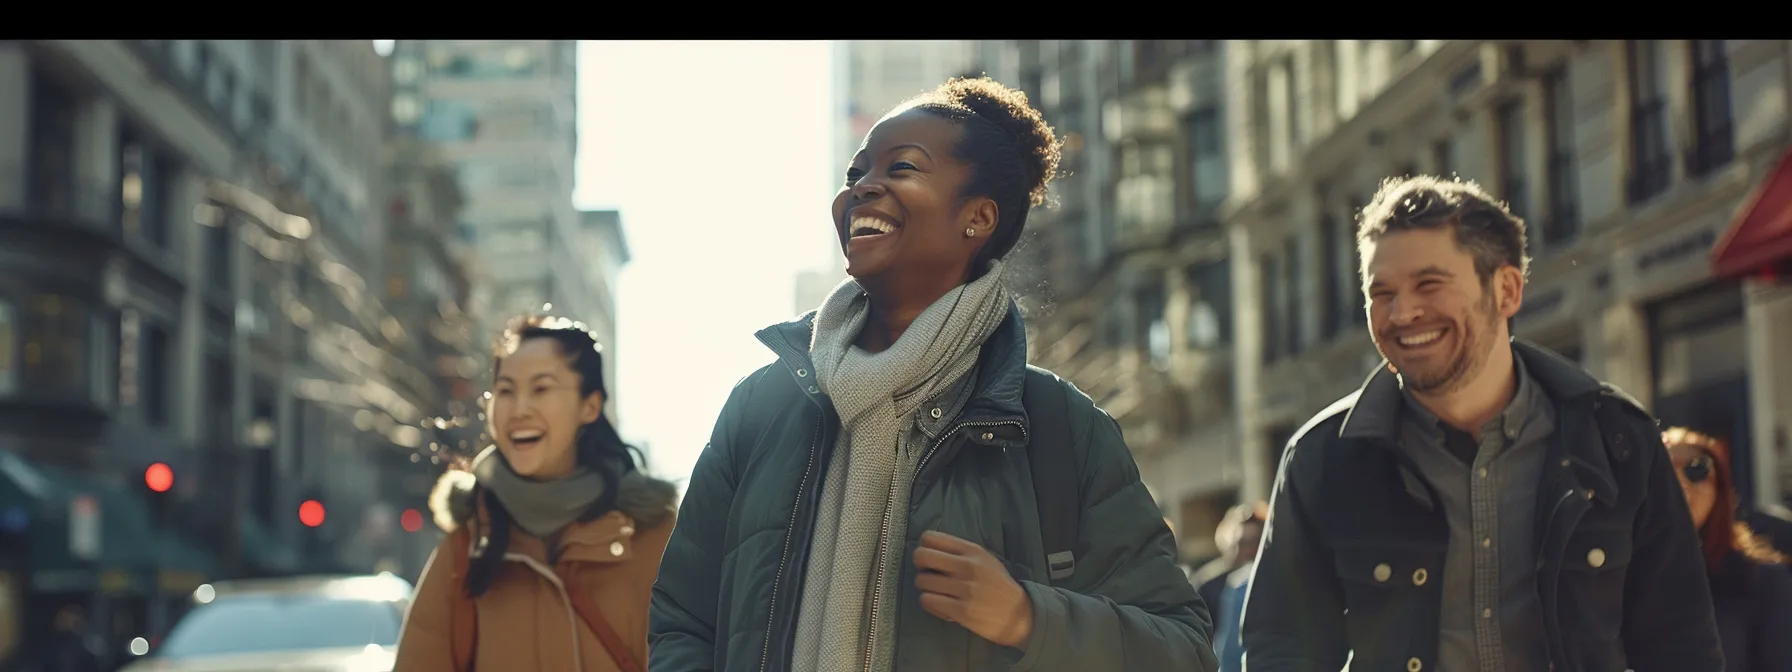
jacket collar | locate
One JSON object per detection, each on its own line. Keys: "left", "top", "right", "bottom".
{"left": 1336, "top": 339, "right": 1619, "bottom": 507}
{"left": 1339, "top": 338, "right": 1601, "bottom": 442}
{"left": 755, "top": 302, "right": 1032, "bottom": 446}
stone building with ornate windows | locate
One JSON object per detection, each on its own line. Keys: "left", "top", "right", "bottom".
{"left": 1223, "top": 40, "right": 1792, "bottom": 517}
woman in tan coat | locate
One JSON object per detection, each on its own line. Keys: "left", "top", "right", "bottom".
{"left": 396, "top": 315, "right": 678, "bottom": 672}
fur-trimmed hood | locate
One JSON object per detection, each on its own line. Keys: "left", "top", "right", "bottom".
{"left": 429, "top": 466, "right": 679, "bottom": 535}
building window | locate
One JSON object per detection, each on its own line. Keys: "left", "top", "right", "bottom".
{"left": 1184, "top": 107, "right": 1225, "bottom": 215}
{"left": 1282, "top": 236, "right": 1302, "bottom": 356}
{"left": 1135, "top": 282, "right": 1168, "bottom": 368}
{"left": 119, "top": 128, "right": 173, "bottom": 249}
{"left": 90, "top": 312, "right": 114, "bottom": 408}
{"left": 143, "top": 323, "right": 172, "bottom": 427}
{"left": 484, "top": 221, "right": 549, "bottom": 255}
{"left": 420, "top": 99, "right": 479, "bottom": 143}
{"left": 1496, "top": 99, "right": 1529, "bottom": 222}
{"left": 0, "top": 300, "right": 15, "bottom": 396}
{"left": 21, "top": 294, "right": 90, "bottom": 400}
{"left": 1318, "top": 209, "right": 1345, "bottom": 339}
{"left": 1543, "top": 67, "right": 1580, "bottom": 246}
{"left": 28, "top": 72, "right": 79, "bottom": 216}
{"left": 207, "top": 352, "right": 231, "bottom": 448}
{"left": 1184, "top": 259, "right": 1231, "bottom": 348}
{"left": 1687, "top": 40, "right": 1734, "bottom": 178}
{"left": 206, "top": 216, "right": 233, "bottom": 293}
{"left": 437, "top": 43, "right": 541, "bottom": 79}
{"left": 1626, "top": 40, "right": 1672, "bottom": 204}
{"left": 1260, "top": 253, "right": 1283, "bottom": 364}
{"left": 1348, "top": 198, "right": 1368, "bottom": 326}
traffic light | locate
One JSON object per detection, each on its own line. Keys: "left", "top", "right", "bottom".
{"left": 299, "top": 500, "right": 326, "bottom": 528}
{"left": 145, "top": 463, "right": 173, "bottom": 493}
{"left": 141, "top": 463, "right": 175, "bottom": 527}
{"left": 400, "top": 508, "right": 424, "bottom": 533}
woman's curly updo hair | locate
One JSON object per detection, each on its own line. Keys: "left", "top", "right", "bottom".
{"left": 903, "top": 76, "right": 1062, "bottom": 273}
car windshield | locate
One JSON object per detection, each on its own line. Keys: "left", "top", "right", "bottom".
{"left": 157, "top": 594, "right": 402, "bottom": 657}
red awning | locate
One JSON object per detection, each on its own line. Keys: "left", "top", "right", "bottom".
{"left": 1712, "top": 148, "right": 1792, "bottom": 278}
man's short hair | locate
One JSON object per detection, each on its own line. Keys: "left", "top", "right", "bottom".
{"left": 1355, "top": 174, "right": 1530, "bottom": 289}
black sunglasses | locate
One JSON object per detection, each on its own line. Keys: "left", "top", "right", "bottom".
{"left": 1681, "top": 455, "right": 1714, "bottom": 484}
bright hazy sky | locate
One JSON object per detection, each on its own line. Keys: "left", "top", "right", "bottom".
{"left": 572, "top": 41, "right": 839, "bottom": 491}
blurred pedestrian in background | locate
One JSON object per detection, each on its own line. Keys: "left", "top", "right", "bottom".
{"left": 395, "top": 315, "right": 678, "bottom": 672}
{"left": 650, "top": 76, "right": 1217, "bottom": 672}
{"left": 1663, "top": 426, "right": 1792, "bottom": 672}
{"left": 1194, "top": 502, "right": 1264, "bottom": 672}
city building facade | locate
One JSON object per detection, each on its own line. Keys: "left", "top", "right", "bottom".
{"left": 1223, "top": 40, "right": 1792, "bottom": 519}
{"left": 961, "top": 40, "right": 1243, "bottom": 562}
{"left": 388, "top": 40, "right": 593, "bottom": 323}
{"left": 0, "top": 38, "right": 471, "bottom": 666}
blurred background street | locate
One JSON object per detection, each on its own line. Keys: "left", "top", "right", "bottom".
{"left": 2, "top": 39, "right": 1791, "bottom": 670}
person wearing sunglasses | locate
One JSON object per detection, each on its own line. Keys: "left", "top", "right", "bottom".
{"left": 1664, "top": 427, "right": 1792, "bottom": 672}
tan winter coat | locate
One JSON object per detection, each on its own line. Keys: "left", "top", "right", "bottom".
{"left": 394, "top": 468, "right": 677, "bottom": 672}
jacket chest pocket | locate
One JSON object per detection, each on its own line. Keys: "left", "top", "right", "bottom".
{"left": 1557, "top": 525, "right": 1634, "bottom": 648}
{"left": 1332, "top": 543, "right": 1444, "bottom": 667}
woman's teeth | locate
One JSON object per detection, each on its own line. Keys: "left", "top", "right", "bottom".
{"left": 850, "top": 217, "right": 895, "bottom": 237}
{"left": 510, "top": 430, "right": 544, "bottom": 444}
{"left": 1399, "top": 329, "right": 1444, "bottom": 347}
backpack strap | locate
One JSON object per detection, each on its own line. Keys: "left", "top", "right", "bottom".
{"left": 1024, "top": 370, "right": 1082, "bottom": 584}
{"left": 563, "top": 577, "right": 646, "bottom": 672}
{"left": 448, "top": 526, "right": 478, "bottom": 671}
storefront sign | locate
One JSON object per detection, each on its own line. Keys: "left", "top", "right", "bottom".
{"left": 1617, "top": 213, "right": 1730, "bottom": 301}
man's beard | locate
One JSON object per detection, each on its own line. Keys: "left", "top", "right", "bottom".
{"left": 1399, "top": 291, "right": 1501, "bottom": 395}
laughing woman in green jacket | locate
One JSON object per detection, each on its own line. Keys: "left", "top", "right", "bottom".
{"left": 648, "top": 76, "right": 1218, "bottom": 672}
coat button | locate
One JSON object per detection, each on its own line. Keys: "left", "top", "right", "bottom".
{"left": 1412, "top": 568, "right": 1428, "bottom": 586}
{"left": 610, "top": 541, "right": 625, "bottom": 556}
{"left": 981, "top": 432, "right": 994, "bottom": 441}
{"left": 1407, "top": 657, "right": 1423, "bottom": 672}
{"left": 808, "top": 385, "right": 819, "bottom": 394}
{"left": 1373, "top": 563, "right": 1392, "bottom": 582}
{"left": 1587, "top": 548, "right": 1606, "bottom": 568}
{"left": 796, "top": 368, "right": 809, "bottom": 378}
{"left": 930, "top": 408, "right": 942, "bottom": 419}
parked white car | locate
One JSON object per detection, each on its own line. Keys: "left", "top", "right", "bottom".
{"left": 119, "top": 573, "right": 412, "bottom": 672}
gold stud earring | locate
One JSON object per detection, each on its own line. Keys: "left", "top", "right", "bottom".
{"left": 964, "top": 227, "right": 976, "bottom": 237}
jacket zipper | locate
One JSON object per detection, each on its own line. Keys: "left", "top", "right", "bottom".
{"left": 761, "top": 414, "right": 824, "bottom": 672}
{"left": 860, "top": 418, "right": 1024, "bottom": 672}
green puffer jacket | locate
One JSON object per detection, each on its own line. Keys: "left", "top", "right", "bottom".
{"left": 649, "top": 306, "right": 1217, "bottom": 672}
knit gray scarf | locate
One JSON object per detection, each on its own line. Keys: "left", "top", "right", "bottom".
{"left": 470, "top": 446, "right": 605, "bottom": 538}
{"left": 792, "top": 259, "right": 1014, "bottom": 672}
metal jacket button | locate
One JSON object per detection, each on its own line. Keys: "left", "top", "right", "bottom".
{"left": 1412, "top": 568, "right": 1428, "bottom": 586}
{"left": 1587, "top": 548, "right": 1606, "bottom": 568}
{"left": 1407, "top": 657, "right": 1423, "bottom": 671}
{"left": 930, "top": 408, "right": 942, "bottom": 419}
{"left": 1373, "top": 563, "right": 1392, "bottom": 582}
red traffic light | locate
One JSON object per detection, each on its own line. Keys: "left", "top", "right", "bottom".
{"left": 145, "top": 463, "right": 173, "bottom": 493}
{"left": 299, "top": 500, "right": 326, "bottom": 528}
{"left": 400, "top": 508, "right": 424, "bottom": 533}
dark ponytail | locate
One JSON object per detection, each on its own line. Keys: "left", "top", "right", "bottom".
{"left": 463, "top": 314, "right": 642, "bottom": 597}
